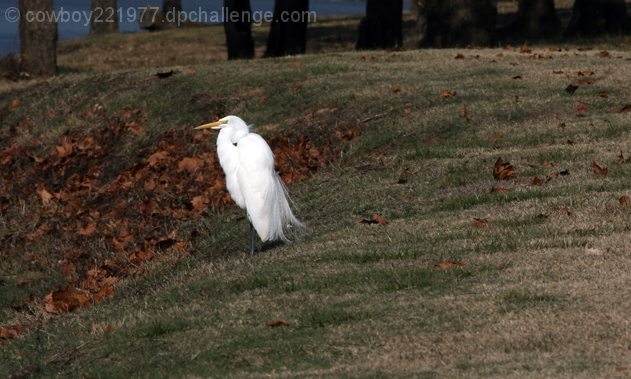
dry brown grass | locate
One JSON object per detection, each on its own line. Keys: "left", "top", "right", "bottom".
{"left": 53, "top": 15, "right": 364, "bottom": 73}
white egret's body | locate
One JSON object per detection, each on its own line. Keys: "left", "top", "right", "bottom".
{"left": 196, "top": 116, "right": 304, "bottom": 255}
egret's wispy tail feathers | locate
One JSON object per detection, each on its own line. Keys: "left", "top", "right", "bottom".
{"left": 268, "top": 173, "right": 306, "bottom": 242}
{"left": 243, "top": 170, "right": 304, "bottom": 243}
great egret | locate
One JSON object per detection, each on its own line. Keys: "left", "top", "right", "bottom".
{"left": 195, "top": 115, "right": 304, "bottom": 256}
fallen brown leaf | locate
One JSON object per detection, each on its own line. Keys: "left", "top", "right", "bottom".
{"left": 155, "top": 70, "right": 178, "bottom": 79}
{"left": 178, "top": 157, "right": 202, "bottom": 172}
{"left": 488, "top": 187, "right": 511, "bottom": 194}
{"left": 62, "top": 264, "right": 75, "bottom": 277}
{"left": 397, "top": 168, "right": 418, "bottom": 184}
{"left": 79, "top": 223, "right": 97, "bottom": 235}
{"left": 473, "top": 218, "right": 488, "bottom": 228}
{"left": 266, "top": 320, "right": 290, "bottom": 327}
{"left": 373, "top": 214, "right": 389, "bottom": 224}
{"left": 493, "top": 157, "right": 515, "bottom": 180}
{"left": 93, "top": 283, "right": 115, "bottom": 304}
{"left": 360, "top": 214, "right": 389, "bottom": 225}
{"left": 8, "top": 99, "right": 20, "bottom": 111}
{"left": 529, "top": 176, "right": 544, "bottom": 186}
{"left": 620, "top": 196, "right": 630, "bottom": 206}
{"left": 462, "top": 105, "right": 470, "bottom": 123}
{"left": 565, "top": 84, "right": 578, "bottom": 94}
{"left": 592, "top": 161, "right": 608, "bottom": 176}
{"left": 618, "top": 147, "right": 627, "bottom": 163}
{"left": 36, "top": 187, "right": 55, "bottom": 205}
{"left": 434, "top": 261, "right": 466, "bottom": 269}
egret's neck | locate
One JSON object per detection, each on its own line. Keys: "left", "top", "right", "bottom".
{"left": 217, "top": 126, "right": 248, "bottom": 145}
{"left": 216, "top": 128, "right": 234, "bottom": 146}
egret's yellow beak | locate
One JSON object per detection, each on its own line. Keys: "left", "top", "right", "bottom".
{"left": 195, "top": 120, "right": 228, "bottom": 130}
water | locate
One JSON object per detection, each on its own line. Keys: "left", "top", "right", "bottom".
{"left": 0, "top": 1, "right": 409, "bottom": 57}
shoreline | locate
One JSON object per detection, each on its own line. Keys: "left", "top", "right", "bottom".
{"left": 1, "top": 1, "right": 411, "bottom": 57}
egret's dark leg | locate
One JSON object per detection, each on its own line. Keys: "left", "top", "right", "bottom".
{"left": 249, "top": 220, "right": 256, "bottom": 257}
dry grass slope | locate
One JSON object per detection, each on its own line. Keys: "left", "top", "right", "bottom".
{"left": 2, "top": 18, "right": 631, "bottom": 379}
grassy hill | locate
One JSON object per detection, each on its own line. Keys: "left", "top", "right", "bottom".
{"left": 2, "top": 17, "right": 631, "bottom": 378}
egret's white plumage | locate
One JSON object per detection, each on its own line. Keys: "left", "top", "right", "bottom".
{"left": 195, "top": 115, "right": 304, "bottom": 255}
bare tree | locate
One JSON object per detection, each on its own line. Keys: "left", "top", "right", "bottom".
{"left": 420, "top": 0, "right": 497, "bottom": 48}
{"left": 410, "top": 0, "right": 423, "bottom": 21}
{"left": 163, "top": 0, "right": 182, "bottom": 27}
{"left": 406, "top": 0, "right": 428, "bottom": 47}
{"left": 90, "top": 0, "right": 119, "bottom": 35}
{"left": 265, "top": 0, "right": 309, "bottom": 57}
{"left": 19, "top": 0, "right": 58, "bottom": 76}
{"left": 497, "top": 0, "right": 561, "bottom": 41}
{"left": 357, "top": 0, "right": 403, "bottom": 49}
{"left": 224, "top": 0, "right": 255, "bottom": 59}
{"left": 139, "top": 6, "right": 164, "bottom": 31}
{"left": 565, "top": 0, "right": 630, "bottom": 38}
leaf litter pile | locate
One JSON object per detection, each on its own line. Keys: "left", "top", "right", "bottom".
{"left": 0, "top": 103, "right": 360, "bottom": 345}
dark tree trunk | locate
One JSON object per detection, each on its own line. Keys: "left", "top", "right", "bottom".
{"left": 411, "top": 0, "right": 423, "bottom": 21}
{"left": 139, "top": 6, "right": 164, "bottom": 31}
{"left": 19, "top": 0, "right": 58, "bottom": 76}
{"left": 516, "top": 0, "right": 561, "bottom": 39}
{"left": 90, "top": 0, "right": 119, "bottom": 35}
{"left": 406, "top": 0, "right": 428, "bottom": 47}
{"left": 564, "top": 0, "right": 630, "bottom": 38}
{"left": 420, "top": 0, "right": 497, "bottom": 48}
{"left": 497, "top": 0, "right": 561, "bottom": 40}
{"left": 163, "top": 0, "right": 182, "bottom": 26}
{"left": 264, "top": 0, "right": 310, "bottom": 57}
{"left": 357, "top": 0, "right": 403, "bottom": 49}
{"left": 224, "top": 0, "right": 255, "bottom": 59}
